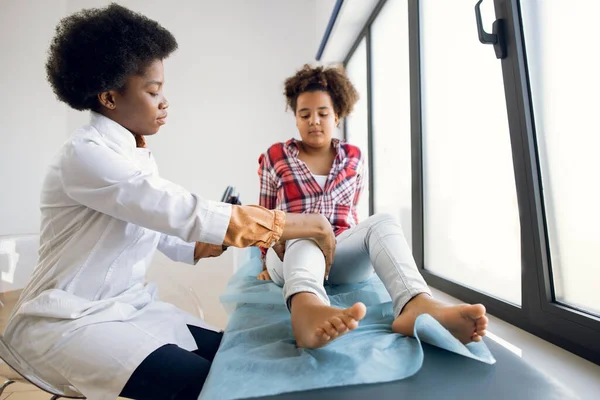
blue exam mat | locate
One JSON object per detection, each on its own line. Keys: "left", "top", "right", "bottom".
{"left": 199, "top": 249, "right": 495, "bottom": 400}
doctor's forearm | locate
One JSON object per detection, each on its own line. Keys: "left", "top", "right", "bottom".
{"left": 279, "top": 213, "right": 330, "bottom": 241}
{"left": 221, "top": 205, "right": 331, "bottom": 249}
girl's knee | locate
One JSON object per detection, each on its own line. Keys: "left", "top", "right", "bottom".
{"left": 286, "top": 238, "right": 320, "bottom": 252}
{"left": 366, "top": 212, "right": 400, "bottom": 229}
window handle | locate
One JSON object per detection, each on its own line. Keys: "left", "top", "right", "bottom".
{"left": 475, "top": 0, "right": 506, "bottom": 59}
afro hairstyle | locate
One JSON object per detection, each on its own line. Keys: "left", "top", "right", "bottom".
{"left": 283, "top": 64, "right": 359, "bottom": 119}
{"left": 46, "top": 3, "right": 178, "bottom": 111}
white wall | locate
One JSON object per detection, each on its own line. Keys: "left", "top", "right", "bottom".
{"left": 0, "top": 0, "right": 68, "bottom": 236}
{"left": 0, "top": 0, "right": 332, "bottom": 328}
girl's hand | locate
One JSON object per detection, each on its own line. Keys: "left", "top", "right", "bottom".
{"left": 257, "top": 270, "right": 272, "bottom": 281}
{"left": 273, "top": 240, "right": 286, "bottom": 262}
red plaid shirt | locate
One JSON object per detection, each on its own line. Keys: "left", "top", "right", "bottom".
{"left": 258, "top": 138, "right": 365, "bottom": 248}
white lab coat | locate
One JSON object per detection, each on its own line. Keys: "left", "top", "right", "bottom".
{"left": 4, "top": 112, "right": 232, "bottom": 400}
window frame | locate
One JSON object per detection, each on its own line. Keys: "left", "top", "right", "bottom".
{"left": 343, "top": 24, "right": 379, "bottom": 217}
{"left": 336, "top": 0, "right": 600, "bottom": 365}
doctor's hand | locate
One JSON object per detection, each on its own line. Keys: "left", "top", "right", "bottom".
{"left": 313, "top": 223, "right": 336, "bottom": 279}
{"left": 194, "top": 242, "right": 227, "bottom": 261}
{"left": 273, "top": 240, "right": 286, "bottom": 262}
{"left": 279, "top": 213, "right": 336, "bottom": 278}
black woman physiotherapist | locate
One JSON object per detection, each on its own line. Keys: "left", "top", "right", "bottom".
{"left": 3, "top": 5, "right": 335, "bottom": 400}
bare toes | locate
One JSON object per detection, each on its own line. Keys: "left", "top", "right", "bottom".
{"left": 316, "top": 328, "right": 330, "bottom": 341}
{"left": 474, "top": 304, "right": 486, "bottom": 318}
{"left": 323, "top": 321, "right": 339, "bottom": 338}
{"left": 347, "top": 302, "right": 368, "bottom": 320}
{"left": 476, "top": 318, "right": 488, "bottom": 336}
{"left": 476, "top": 315, "right": 489, "bottom": 327}
{"left": 340, "top": 314, "right": 358, "bottom": 330}
{"left": 330, "top": 317, "right": 348, "bottom": 333}
{"left": 292, "top": 303, "right": 366, "bottom": 349}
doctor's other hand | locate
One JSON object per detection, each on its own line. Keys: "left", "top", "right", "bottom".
{"left": 194, "top": 242, "right": 226, "bottom": 261}
{"left": 273, "top": 240, "right": 286, "bottom": 262}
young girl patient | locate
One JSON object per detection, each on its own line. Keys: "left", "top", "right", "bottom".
{"left": 257, "top": 64, "right": 488, "bottom": 349}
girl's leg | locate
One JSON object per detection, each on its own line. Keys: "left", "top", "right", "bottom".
{"left": 267, "top": 238, "right": 366, "bottom": 349}
{"left": 329, "top": 213, "right": 431, "bottom": 316}
{"left": 281, "top": 239, "right": 330, "bottom": 307}
{"left": 330, "top": 213, "right": 488, "bottom": 344}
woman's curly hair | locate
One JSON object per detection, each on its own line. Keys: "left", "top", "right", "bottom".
{"left": 46, "top": 3, "right": 178, "bottom": 111}
{"left": 283, "top": 64, "right": 359, "bottom": 118}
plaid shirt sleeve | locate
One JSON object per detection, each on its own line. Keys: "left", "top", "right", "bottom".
{"left": 352, "top": 154, "right": 366, "bottom": 223}
{"left": 258, "top": 152, "right": 278, "bottom": 259}
{"left": 258, "top": 153, "right": 278, "bottom": 210}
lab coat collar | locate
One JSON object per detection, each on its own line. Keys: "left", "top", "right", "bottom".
{"left": 90, "top": 111, "right": 137, "bottom": 153}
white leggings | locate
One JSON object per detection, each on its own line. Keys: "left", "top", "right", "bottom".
{"left": 265, "top": 213, "right": 431, "bottom": 317}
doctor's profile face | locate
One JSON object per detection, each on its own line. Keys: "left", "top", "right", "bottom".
{"left": 97, "top": 59, "right": 169, "bottom": 137}
{"left": 44, "top": 3, "right": 178, "bottom": 140}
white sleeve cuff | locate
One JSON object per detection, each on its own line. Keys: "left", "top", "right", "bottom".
{"left": 157, "top": 234, "right": 196, "bottom": 265}
{"left": 198, "top": 201, "right": 232, "bottom": 245}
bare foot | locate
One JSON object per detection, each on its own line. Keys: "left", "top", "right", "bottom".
{"left": 391, "top": 294, "right": 488, "bottom": 344}
{"left": 290, "top": 293, "right": 367, "bottom": 349}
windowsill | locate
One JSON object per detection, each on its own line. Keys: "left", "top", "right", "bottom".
{"left": 431, "top": 287, "right": 600, "bottom": 400}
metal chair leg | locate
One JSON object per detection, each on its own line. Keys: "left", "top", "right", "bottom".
{"left": 0, "top": 380, "right": 15, "bottom": 395}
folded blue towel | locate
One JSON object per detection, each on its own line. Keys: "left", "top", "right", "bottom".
{"left": 200, "top": 248, "right": 495, "bottom": 400}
